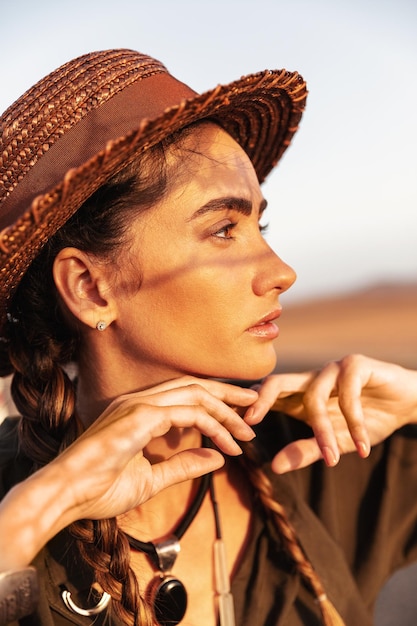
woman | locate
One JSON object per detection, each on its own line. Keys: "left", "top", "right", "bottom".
{"left": 1, "top": 49, "right": 417, "bottom": 626}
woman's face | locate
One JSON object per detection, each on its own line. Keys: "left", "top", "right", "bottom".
{"left": 109, "top": 124, "right": 296, "bottom": 384}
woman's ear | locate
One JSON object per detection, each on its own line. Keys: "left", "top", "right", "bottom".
{"left": 53, "top": 247, "right": 116, "bottom": 330}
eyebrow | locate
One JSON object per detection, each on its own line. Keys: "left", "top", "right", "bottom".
{"left": 189, "top": 197, "right": 268, "bottom": 220}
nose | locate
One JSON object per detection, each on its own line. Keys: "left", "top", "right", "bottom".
{"left": 252, "top": 241, "right": 297, "bottom": 296}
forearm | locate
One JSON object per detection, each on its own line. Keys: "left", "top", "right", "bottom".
{"left": 0, "top": 466, "right": 73, "bottom": 625}
{"left": 0, "top": 465, "right": 73, "bottom": 572}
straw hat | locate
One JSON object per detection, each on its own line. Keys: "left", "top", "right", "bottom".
{"left": 0, "top": 48, "right": 307, "bottom": 340}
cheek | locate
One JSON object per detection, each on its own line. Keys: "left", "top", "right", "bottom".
{"left": 151, "top": 276, "right": 236, "bottom": 344}
{"left": 130, "top": 240, "right": 246, "bottom": 339}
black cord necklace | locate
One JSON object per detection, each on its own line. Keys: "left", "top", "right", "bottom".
{"left": 125, "top": 471, "right": 211, "bottom": 626}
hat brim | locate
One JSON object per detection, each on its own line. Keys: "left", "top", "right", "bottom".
{"left": 0, "top": 67, "right": 307, "bottom": 334}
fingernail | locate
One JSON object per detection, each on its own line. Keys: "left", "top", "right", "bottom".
{"left": 272, "top": 459, "right": 292, "bottom": 474}
{"left": 240, "top": 423, "right": 256, "bottom": 440}
{"left": 244, "top": 407, "right": 255, "bottom": 422}
{"left": 322, "top": 446, "right": 339, "bottom": 467}
{"left": 356, "top": 440, "right": 370, "bottom": 458}
{"left": 232, "top": 443, "right": 243, "bottom": 455}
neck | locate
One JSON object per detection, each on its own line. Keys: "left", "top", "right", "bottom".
{"left": 118, "top": 463, "right": 208, "bottom": 544}
{"left": 75, "top": 343, "right": 190, "bottom": 430}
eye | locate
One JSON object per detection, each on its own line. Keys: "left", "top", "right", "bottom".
{"left": 259, "top": 222, "right": 269, "bottom": 234}
{"left": 212, "top": 222, "right": 237, "bottom": 239}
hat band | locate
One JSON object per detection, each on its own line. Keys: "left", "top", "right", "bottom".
{"left": 0, "top": 72, "right": 196, "bottom": 231}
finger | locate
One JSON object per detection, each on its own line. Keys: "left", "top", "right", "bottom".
{"left": 143, "top": 404, "right": 247, "bottom": 456}
{"left": 295, "top": 363, "right": 345, "bottom": 466}
{"left": 148, "top": 447, "right": 225, "bottom": 497}
{"left": 304, "top": 359, "right": 370, "bottom": 460}
{"left": 72, "top": 448, "right": 227, "bottom": 521}
{"left": 193, "top": 378, "right": 259, "bottom": 407}
{"left": 138, "top": 376, "right": 258, "bottom": 407}
{"left": 271, "top": 438, "right": 323, "bottom": 474}
{"left": 83, "top": 401, "right": 246, "bottom": 467}
{"left": 335, "top": 356, "right": 371, "bottom": 457}
{"left": 131, "top": 384, "right": 256, "bottom": 442}
{"left": 244, "top": 373, "right": 313, "bottom": 424}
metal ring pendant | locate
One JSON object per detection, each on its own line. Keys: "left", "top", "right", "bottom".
{"left": 62, "top": 588, "right": 111, "bottom": 616}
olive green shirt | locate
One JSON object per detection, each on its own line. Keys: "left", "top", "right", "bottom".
{"left": 2, "top": 413, "right": 417, "bottom": 625}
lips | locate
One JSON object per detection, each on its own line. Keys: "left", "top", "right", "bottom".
{"left": 246, "top": 309, "right": 282, "bottom": 338}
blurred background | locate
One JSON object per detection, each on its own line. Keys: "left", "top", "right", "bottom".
{"left": 2, "top": 0, "right": 416, "bottom": 389}
{"left": 1, "top": 1, "right": 417, "bottom": 620}
{"left": 2, "top": 0, "right": 416, "bottom": 303}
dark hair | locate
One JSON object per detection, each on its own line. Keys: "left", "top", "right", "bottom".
{"left": 5, "top": 122, "right": 344, "bottom": 626}
{"left": 7, "top": 134, "right": 177, "bottom": 625}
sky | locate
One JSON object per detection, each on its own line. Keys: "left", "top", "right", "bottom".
{"left": 2, "top": 0, "right": 416, "bottom": 303}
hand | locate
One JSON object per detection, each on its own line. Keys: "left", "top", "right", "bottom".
{"left": 48, "top": 377, "right": 258, "bottom": 520}
{"left": 244, "top": 354, "right": 417, "bottom": 473}
{"left": 0, "top": 377, "right": 257, "bottom": 570}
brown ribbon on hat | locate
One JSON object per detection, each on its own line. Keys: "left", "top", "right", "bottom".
{"left": 0, "top": 71, "right": 195, "bottom": 231}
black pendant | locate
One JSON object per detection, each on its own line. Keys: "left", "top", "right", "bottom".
{"left": 149, "top": 575, "right": 187, "bottom": 626}
{"left": 125, "top": 476, "right": 212, "bottom": 626}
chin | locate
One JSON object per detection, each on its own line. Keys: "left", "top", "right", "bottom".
{"left": 249, "top": 349, "right": 277, "bottom": 379}
{"left": 220, "top": 355, "right": 277, "bottom": 383}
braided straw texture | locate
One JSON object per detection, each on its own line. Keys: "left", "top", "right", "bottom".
{"left": 0, "top": 50, "right": 165, "bottom": 205}
{"left": 0, "top": 49, "right": 307, "bottom": 334}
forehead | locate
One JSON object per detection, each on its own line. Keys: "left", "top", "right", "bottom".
{"left": 164, "top": 122, "right": 262, "bottom": 202}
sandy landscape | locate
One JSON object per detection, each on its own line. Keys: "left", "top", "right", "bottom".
{"left": 273, "top": 280, "right": 417, "bottom": 373}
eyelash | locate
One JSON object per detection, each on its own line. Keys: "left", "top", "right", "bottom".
{"left": 213, "top": 222, "right": 269, "bottom": 240}
{"left": 213, "top": 223, "right": 237, "bottom": 239}
{"left": 213, "top": 221, "right": 269, "bottom": 239}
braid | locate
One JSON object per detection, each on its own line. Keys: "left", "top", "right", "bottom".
{"left": 69, "top": 519, "right": 154, "bottom": 625}
{"left": 240, "top": 441, "right": 346, "bottom": 626}
{"left": 3, "top": 124, "right": 220, "bottom": 624}
{"left": 3, "top": 133, "right": 192, "bottom": 624}
{"left": 9, "top": 347, "right": 80, "bottom": 469}
{"left": 6, "top": 186, "right": 156, "bottom": 623}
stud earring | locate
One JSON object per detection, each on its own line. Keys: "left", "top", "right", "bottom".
{"left": 96, "top": 321, "right": 107, "bottom": 332}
